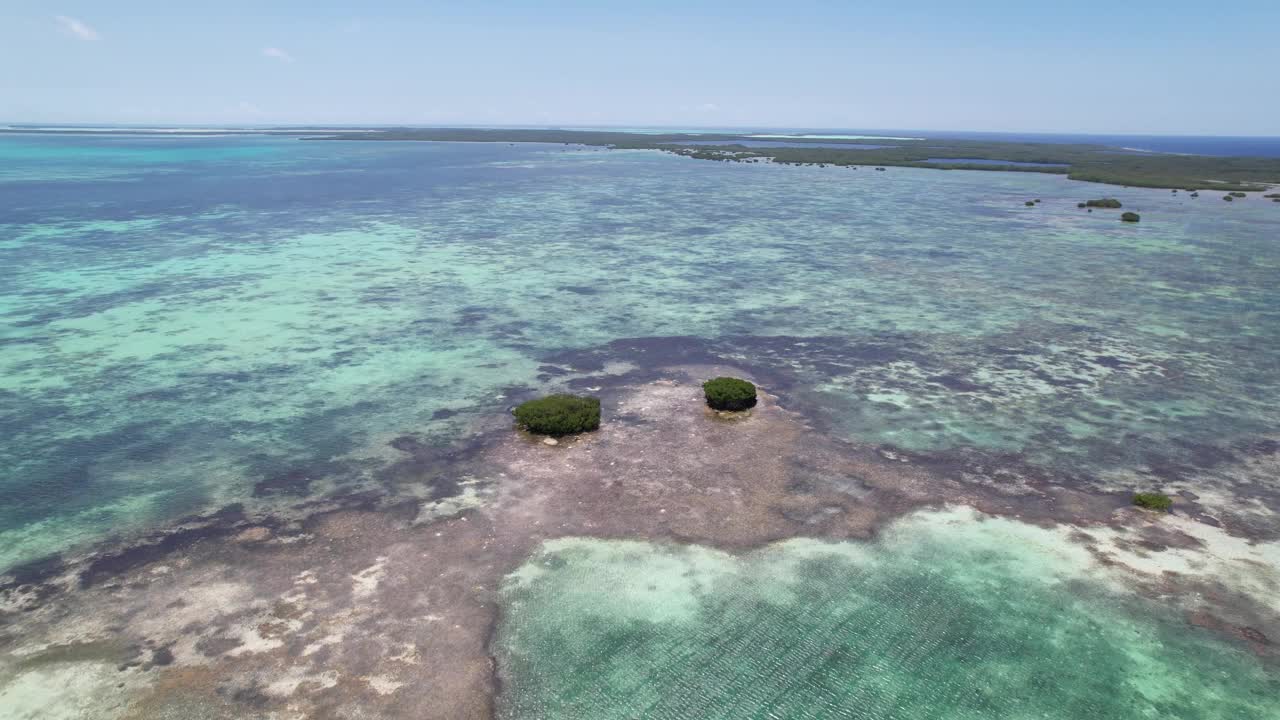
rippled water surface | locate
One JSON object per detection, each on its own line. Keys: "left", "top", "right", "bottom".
{"left": 497, "top": 510, "right": 1280, "bottom": 719}
{"left": 2, "top": 133, "right": 1279, "bottom": 572}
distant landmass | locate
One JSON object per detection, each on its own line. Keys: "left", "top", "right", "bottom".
{"left": 3, "top": 124, "right": 1279, "bottom": 191}
{"left": 302, "top": 128, "right": 1280, "bottom": 192}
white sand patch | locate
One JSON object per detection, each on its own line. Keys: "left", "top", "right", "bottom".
{"left": 278, "top": 569, "right": 322, "bottom": 607}
{"left": 364, "top": 674, "right": 405, "bottom": 695}
{"left": 225, "top": 623, "right": 285, "bottom": 657}
{"left": 0, "top": 662, "right": 130, "bottom": 720}
{"left": 301, "top": 626, "right": 348, "bottom": 657}
{"left": 1080, "top": 513, "right": 1280, "bottom": 611}
{"left": 265, "top": 667, "right": 340, "bottom": 697}
{"left": 134, "top": 580, "right": 257, "bottom": 636}
{"left": 511, "top": 537, "right": 740, "bottom": 625}
{"left": 410, "top": 481, "right": 493, "bottom": 526}
{"left": 351, "top": 556, "right": 389, "bottom": 600}
{"left": 774, "top": 506, "right": 1280, "bottom": 615}
{"left": 880, "top": 505, "right": 1280, "bottom": 615}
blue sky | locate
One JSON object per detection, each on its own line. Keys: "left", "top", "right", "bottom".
{"left": 2, "top": 1, "right": 1278, "bottom": 134}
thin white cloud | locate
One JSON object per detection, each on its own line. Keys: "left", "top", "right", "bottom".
{"left": 55, "top": 15, "right": 100, "bottom": 41}
{"left": 262, "top": 47, "right": 295, "bottom": 63}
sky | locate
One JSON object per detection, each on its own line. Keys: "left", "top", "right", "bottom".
{"left": 2, "top": 1, "right": 1278, "bottom": 135}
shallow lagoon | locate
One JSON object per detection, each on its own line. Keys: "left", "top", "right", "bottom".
{"left": 498, "top": 509, "right": 1280, "bottom": 719}
{"left": 2, "top": 134, "right": 1280, "bottom": 569}
{"left": 2, "top": 133, "right": 1280, "bottom": 717}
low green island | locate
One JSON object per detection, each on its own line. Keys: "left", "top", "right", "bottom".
{"left": 1133, "top": 492, "right": 1173, "bottom": 512}
{"left": 5, "top": 125, "right": 1276, "bottom": 191}
{"left": 703, "top": 377, "right": 758, "bottom": 411}
{"left": 1121, "top": 212, "right": 1141, "bottom": 222}
{"left": 513, "top": 394, "right": 601, "bottom": 436}
{"left": 294, "top": 127, "right": 1280, "bottom": 192}
{"left": 1085, "top": 198, "right": 1124, "bottom": 208}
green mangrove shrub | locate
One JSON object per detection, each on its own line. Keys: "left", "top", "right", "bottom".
{"left": 702, "top": 377, "right": 758, "bottom": 411}
{"left": 1085, "top": 198, "right": 1123, "bottom": 208}
{"left": 1133, "top": 492, "right": 1173, "bottom": 512}
{"left": 1229, "top": 191, "right": 1247, "bottom": 198}
{"left": 1223, "top": 195, "right": 1234, "bottom": 201}
{"left": 513, "top": 394, "right": 601, "bottom": 436}
{"left": 1121, "top": 212, "right": 1140, "bottom": 222}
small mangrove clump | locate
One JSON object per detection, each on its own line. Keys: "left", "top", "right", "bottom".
{"left": 1024, "top": 201, "right": 1035, "bottom": 206}
{"left": 1085, "top": 198, "right": 1123, "bottom": 208}
{"left": 1133, "top": 492, "right": 1173, "bottom": 512}
{"left": 1121, "top": 212, "right": 1140, "bottom": 222}
{"left": 1264, "top": 193, "right": 1280, "bottom": 199}
{"left": 1077, "top": 202, "right": 1086, "bottom": 208}
{"left": 1223, "top": 195, "right": 1234, "bottom": 201}
{"left": 1229, "top": 191, "right": 1247, "bottom": 198}
{"left": 702, "top": 377, "right": 758, "bottom": 411}
{"left": 513, "top": 394, "right": 601, "bottom": 436}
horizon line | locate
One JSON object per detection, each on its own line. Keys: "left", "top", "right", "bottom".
{"left": 3, "top": 121, "right": 1279, "bottom": 139}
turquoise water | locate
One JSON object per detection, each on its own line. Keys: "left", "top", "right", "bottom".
{"left": 2, "top": 134, "right": 1280, "bottom": 569}
{"left": 496, "top": 511, "right": 1280, "bottom": 719}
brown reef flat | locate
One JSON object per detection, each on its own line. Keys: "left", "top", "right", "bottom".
{"left": 2, "top": 365, "right": 1278, "bottom": 719}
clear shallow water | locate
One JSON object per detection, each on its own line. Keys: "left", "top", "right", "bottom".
{"left": 2, "top": 134, "right": 1280, "bottom": 570}
{"left": 497, "top": 510, "right": 1280, "bottom": 719}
